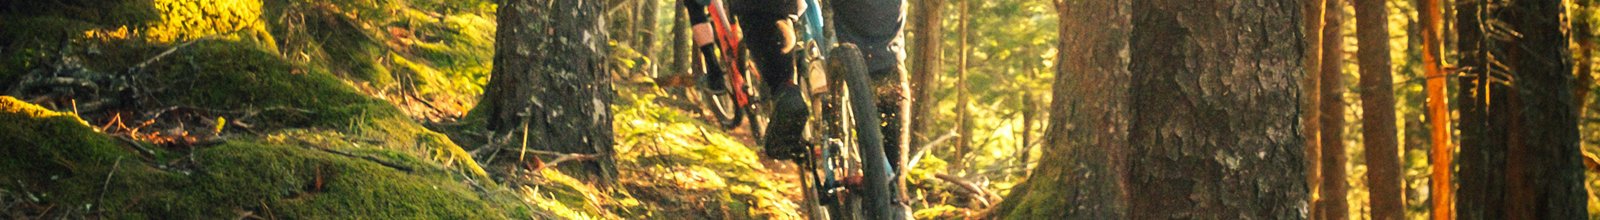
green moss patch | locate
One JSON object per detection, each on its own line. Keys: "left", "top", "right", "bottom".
{"left": 0, "top": 96, "right": 528, "bottom": 218}
{"left": 611, "top": 88, "right": 802, "bottom": 219}
{"left": 138, "top": 40, "right": 485, "bottom": 177}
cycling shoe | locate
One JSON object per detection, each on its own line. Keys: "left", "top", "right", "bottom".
{"left": 764, "top": 84, "right": 809, "bottom": 160}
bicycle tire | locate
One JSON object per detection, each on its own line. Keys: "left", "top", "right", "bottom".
{"left": 827, "top": 44, "right": 892, "bottom": 219}
{"left": 693, "top": 42, "right": 746, "bottom": 129}
{"left": 739, "top": 49, "right": 767, "bottom": 142}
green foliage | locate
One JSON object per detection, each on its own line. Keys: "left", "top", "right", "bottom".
{"left": 914, "top": 0, "right": 1056, "bottom": 213}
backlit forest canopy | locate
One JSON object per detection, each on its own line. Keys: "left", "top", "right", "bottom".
{"left": 0, "top": 0, "right": 1596, "bottom": 219}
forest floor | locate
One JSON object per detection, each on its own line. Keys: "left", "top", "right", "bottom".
{"left": 0, "top": 0, "right": 814, "bottom": 219}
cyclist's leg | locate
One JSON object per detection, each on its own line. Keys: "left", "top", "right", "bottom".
{"left": 732, "top": 6, "right": 807, "bottom": 159}
{"left": 830, "top": 0, "right": 911, "bottom": 215}
{"left": 681, "top": 0, "right": 728, "bottom": 92}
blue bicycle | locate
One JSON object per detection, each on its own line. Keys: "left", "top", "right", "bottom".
{"left": 790, "top": 1, "right": 893, "bottom": 219}
{"left": 687, "top": 0, "right": 894, "bottom": 219}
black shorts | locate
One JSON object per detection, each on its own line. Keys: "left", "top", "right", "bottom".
{"left": 730, "top": 0, "right": 905, "bottom": 74}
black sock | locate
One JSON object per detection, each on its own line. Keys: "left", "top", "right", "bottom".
{"left": 697, "top": 44, "right": 729, "bottom": 89}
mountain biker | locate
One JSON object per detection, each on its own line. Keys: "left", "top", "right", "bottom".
{"left": 680, "top": 0, "right": 911, "bottom": 217}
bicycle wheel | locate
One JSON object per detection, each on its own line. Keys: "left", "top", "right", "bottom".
{"left": 694, "top": 45, "right": 746, "bottom": 129}
{"left": 739, "top": 49, "right": 768, "bottom": 142}
{"left": 827, "top": 44, "right": 891, "bottom": 219}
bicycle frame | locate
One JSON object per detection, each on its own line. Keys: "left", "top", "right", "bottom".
{"left": 704, "top": 0, "right": 752, "bottom": 107}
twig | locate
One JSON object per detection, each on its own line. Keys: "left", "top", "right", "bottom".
{"left": 540, "top": 153, "right": 601, "bottom": 170}
{"left": 906, "top": 130, "right": 960, "bottom": 172}
{"left": 294, "top": 143, "right": 415, "bottom": 172}
{"left": 96, "top": 157, "right": 124, "bottom": 209}
{"left": 112, "top": 136, "right": 158, "bottom": 162}
{"left": 132, "top": 33, "right": 220, "bottom": 70}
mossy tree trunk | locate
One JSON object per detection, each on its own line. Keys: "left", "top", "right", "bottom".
{"left": 1456, "top": 0, "right": 1587, "bottom": 219}
{"left": 485, "top": 0, "right": 617, "bottom": 186}
{"left": 1353, "top": 0, "right": 1405, "bottom": 218}
{"left": 990, "top": 0, "right": 1307, "bottom": 218}
{"left": 986, "top": 0, "right": 1131, "bottom": 218}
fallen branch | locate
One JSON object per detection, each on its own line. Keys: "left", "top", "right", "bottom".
{"left": 934, "top": 173, "right": 993, "bottom": 207}
{"left": 494, "top": 148, "right": 605, "bottom": 171}
{"left": 906, "top": 130, "right": 960, "bottom": 172}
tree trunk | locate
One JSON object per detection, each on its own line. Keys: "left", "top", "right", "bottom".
{"left": 671, "top": 6, "right": 691, "bottom": 76}
{"left": 485, "top": 0, "right": 617, "bottom": 186}
{"left": 991, "top": 0, "right": 1307, "bottom": 218}
{"left": 1318, "top": 0, "right": 1349, "bottom": 219}
{"left": 951, "top": 0, "right": 972, "bottom": 175}
{"left": 987, "top": 0, "right": 1131, "bottom": 218}
{"left": 1301, "top": 0, "right": 1326, "bottom": 216}
{"left": 909, "top": 0, "right": 944, "bottom": 157}
{"left": 1456, "top": 0, "right": 1587, "bottom": 219}
{"left": 1354, "top": 0, "right": 1404, "bottom": 218}
{"left": 1416, "top": 0, "right": 1452, "bottom": 218}
{"left": 1126, "top": 0, "right": 1306, "bottom": 217}
{"left": 639, "top": 0, "right": 659, "bottom": 76}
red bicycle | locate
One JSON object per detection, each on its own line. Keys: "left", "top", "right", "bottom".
{"left": 692, "top": 0, "right": 768, "bottom": 141}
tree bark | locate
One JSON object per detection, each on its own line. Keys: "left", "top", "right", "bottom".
{"left": 1416, "top": 0, "right": 1453, "bottom": 218}
{"left": 1126, "top": 0, "right": 1307, "bottom": 218}
{"left": 1456, "top": 0, "right": 1587, "bottom": 219}
{"left": 1353, "top": 0, "right": 1404, "bottom": 218}
{"left": 909, "top": 0, "right": 944, "bottom": 159}
{"left": 993, "top": 0, "right": 1308, "bottom": 218}
{"left": 986, "top": 0, "right": 1132, "bottom": 218}
{"left": 1318, "top": 0, "right": 1349, "bottom": 219}
{"left": 485, "top": 0, "right": 617, "bottom": 186}
{"left": 1503, "top": 0, "right": 1587, "bottom": 218}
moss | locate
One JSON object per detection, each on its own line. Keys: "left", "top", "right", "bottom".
{"left": 139, "top": 40, "right": 485, "bottom": 177}
{"left": 612, "top": 89, "right": 802, "bottom": 219}
{"left": 0, "top": 96, "right": 526, "bottom": 218}
{"left": 259, "top": 0, "right": 496, "bottom": 113}
{"left": 0, "top": 0, "right": 160, "bottom": 28}
{"left": 0, "top": 96, "right": 120, "bottom": 184}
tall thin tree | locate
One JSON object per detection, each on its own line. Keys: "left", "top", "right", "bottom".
{"left": 1415, "top": 0, "right": 1453, "bottom": 218}
{"left": 1318, "top": 0, "right": 1350, "bottom": 218}
{"left": 1456, "top": 0, "right": 1587, "bottom": 218}
{"left": 1354, "top": 0, "right": 1404, "bottom": 218}
{"left": 1301, "top": 0, "right": 1327, "bottom": 216}
{"left": 951, "top": 0, "right": 973, "bottom": 174}
{"left": 909, "top": 0, "right": 945, "bottom": 158}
